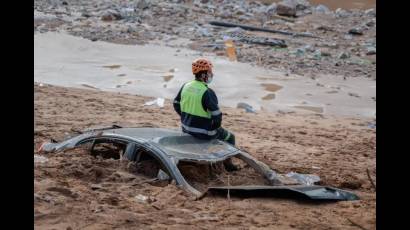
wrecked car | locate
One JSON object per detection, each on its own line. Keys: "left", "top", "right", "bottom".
{"left": 38, "top": 126, "right": 359, "bottom": 201}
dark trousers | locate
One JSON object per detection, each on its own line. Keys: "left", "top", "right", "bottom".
{"left": 215, "top": 127, "right": 235, "bottom": 146}
{"left": 215, "top": 128, "right": 238, "bottom": 170}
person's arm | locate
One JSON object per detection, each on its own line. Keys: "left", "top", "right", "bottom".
{"left": 173, "top": 85, "right": 184, "bottom": 116}
{"left": 202, "top": 88, "right": 222, "bottom": 129}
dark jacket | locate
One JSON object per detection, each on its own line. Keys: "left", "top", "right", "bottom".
{"left": 173, "top": 81, "right": 222, "bottom": 139}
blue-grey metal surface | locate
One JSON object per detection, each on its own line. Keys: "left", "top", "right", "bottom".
{"left": 42, "top": 127, "right": 240, "bottom": 161}
{"left": 206, "top": 185, "right": 360, "bottom": 201}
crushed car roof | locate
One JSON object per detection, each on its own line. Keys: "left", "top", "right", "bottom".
{"left": 44, "top": 127, "right": 240, "bottom": 162}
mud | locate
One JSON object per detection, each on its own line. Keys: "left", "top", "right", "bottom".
{"left": 34, "top": 32, "right": 375, "bottom": 117}
{"left": 34, "top": 84, "right": 375, "bottom": 229}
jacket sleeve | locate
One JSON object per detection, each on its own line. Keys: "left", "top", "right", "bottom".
{"left": 202, "top": 88, "right": 222, "bottom": 129}
{"left": 173, "top": 85, "right": 184, "bottom": 117}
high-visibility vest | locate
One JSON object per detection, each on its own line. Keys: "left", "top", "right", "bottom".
{"left": 180, "top": 80, "right": 211, "bottom": 119}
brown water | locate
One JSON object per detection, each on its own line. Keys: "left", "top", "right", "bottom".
{"left": 35, "top": 32, "right": 376, "bottom": 118}
{"left": 264, "top": 0, "right": 375, "bottom": 10}
{"left": 102, "top": 65, "right": 121, "bottom": 69}
{"left": 262, "top": 93, "right": 276, "bottom": 100}
{"left": 261, "top": 83, "right": 283, "bottom": 92}
{"left": 294, "top": 105, "right": 324, "bottom": 113}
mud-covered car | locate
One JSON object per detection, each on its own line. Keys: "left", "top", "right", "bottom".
{"left": 38, "top": 125, "right": 359, "bottom": 201}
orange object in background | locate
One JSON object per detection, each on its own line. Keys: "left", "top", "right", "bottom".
{"left": 224, "top": 39, "right": 237, "bottom": 61}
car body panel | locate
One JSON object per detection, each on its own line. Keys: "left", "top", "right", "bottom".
{"left": 39, "top": 126, "right": 359, "bottom": 201}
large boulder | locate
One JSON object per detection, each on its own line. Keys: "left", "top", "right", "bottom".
{"left": 276, "top": 1, "right": 297, "bottom": 17}
{"left": 276, "top": 0, "right": 311, "bottom": 17}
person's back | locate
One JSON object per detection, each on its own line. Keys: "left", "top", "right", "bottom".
{"left": 173, "top": 58, "right": 237, "bottom": 171}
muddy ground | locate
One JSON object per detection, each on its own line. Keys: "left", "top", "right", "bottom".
{"left": 34, "top": 84, "right": 375, "bottom": 229}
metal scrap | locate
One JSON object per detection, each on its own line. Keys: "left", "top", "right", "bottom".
{"left": 210, "top": 21, "right": 320, "bottom": 38}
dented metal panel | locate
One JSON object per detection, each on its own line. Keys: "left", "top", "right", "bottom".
{"left": 205, "top": 185, "right": 360, "bottom": 201}
{"left": 38, "top": 127, "right": 360, "bottom": 201}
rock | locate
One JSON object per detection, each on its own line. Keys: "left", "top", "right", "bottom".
{"left": 320, "top": 49, "right": 331, "bottom": 57}
{"left": 348, "top": 92, "right": 360, "bottom": 98}
{"left": 237, "top": 102, "right": 256, "bottom": 113}
{"left": 101, "top": 10, "right": 122, "bottom": 21}
{"left": 366, "top": 46, "right": 376, "bottom": 55}
{"left": 313, "top": 49, "right": 322, "bottom": 59}
{"left": 314, "top": 25, "right": 334, "bottom": 32}
{"left": 365, "top": 8, "right": 376, "bottom": 17}
{"left": 266, "top": 3, "right": 277, "bottom": 15}
{"left": 335, "top": 8, "right": 350, "bottom": 18}
{"left": 349, "top": 27, "right": 364, "bottom": 35}
{"left": 341, "top": 34, "right": 352, "bottom": 40}
{"left": 135, "top": 0, "right": 150, "bottom": 10}
{"left": 314, "top": 4, "right": 330, "bottom": 14}
{"left": 294, "top": 0, "right": 311, "bottom": 10}
{"left": 81, "top": 12, "right": 91, "bottom": 18}
{"left": 276, "top": 1, "right": 297, "bottom": 17}
{"left": 303, "top": 45, "right": 315, "bottom": 52}
{"left": 366, "top": 19, "right": 376, "bottom": 27}
{"left": 338, "top": 52, "right": 350, "bottom": 59}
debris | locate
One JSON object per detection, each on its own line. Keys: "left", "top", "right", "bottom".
{"left": 303, "top": 45, "right": 316, "bottom": 52}
{"left": 224, "top": 39, "right": 237, "bottom": 61}
{"left": 34, "top": 154, "right": 48, "bottom": 164}
{"left": 348, "top": 92, "right": 360, "bottom": 98}
{"left": 265, "top": 3, "right": 278, "bottom": 17}
{"left": 338, "top": 52, "right": 350, "bottom": 59}
{"left": 90, "top": 184, "right": 103, "bottom": 190}
{"left": 144, "top": 98, "right": 165, "bottom": 108}
{"left": 80, "top": 83, "right": 99, "bottom": 90}
{"left": 157, "top": 169, "right": 170, "bottom": 181}
{"left": 103, "top": 64, "right": 121, "bottom": 69}
{"left": 347, "top": 218, "right": 369, "bottom": 230}
{"left": 349, "top": 27, "right": 364, "bottom": 35}
{"left": 162, "top": 74, "right": 174, "bottom": 82}
{"left": 135, "top": 194, "right": 149, "bottom": 203}
{"left": 135, "top": 0, "right": 150, "bottom": 10}
{"left": 276, "top": 1, "right": 297, "bottom": 17}
{"left": 335, "top": 8, "right": 350, "bottom": 18}
{"left": 314, "top": 4, "right": 330, "bottom": 14}
{"left": 314, "top": 25, "right": 334, "bottom": 32}
{"left": 285, "top": 172, "right": 320, "bottom": 185}
{"left": 237, "top": 102, "right": 256, "bottom": 113}
{"left": 101, "top": 10, "right": 122, "bottom": 21}
{"left": 366, "top": 46, "right": 376, "bottom": 55}
{"left": 366, "top": 20, "right": 376, "bottom": 27}
{"left": 320, "top": 49, "right": 331, "bottom": 57}
{"left": 365, "top": 8, "right": 376, "bottom": 17}
{"left": 270, "top": 14, "right": 296, "bottom": 23}
{"left": 366, "top": 168, "right": 376, "bottom": 190}
{"left": 313, "top": 49, "right": 322, "bottom": 59}
{"left": 210, "top": 21, "right": 318, "bottom": 38}
{"left": 227, "top": 31, "right": 287, "bottom": 47}
{"left": 294, "top": 0, "right": 311, "bottom": 11}
{"left": 262, "top": 93, "right": 275, "bottom": 100}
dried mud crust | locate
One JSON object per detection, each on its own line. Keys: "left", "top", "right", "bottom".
{"left": 178, "top": 159, "right": 270, "bottom": 192}
{"left": 34, "top": 84, "right": 376, "bottom": 229}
